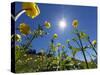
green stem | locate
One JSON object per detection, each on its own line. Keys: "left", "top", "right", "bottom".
{"left": 88, "top": 39, "right": 97, "bottom": 55}
{"left": 86, "top": 51, "right": 97, "bottom": 66}
{"left": 77, "top": 33, "right": 89, "bottom": 69}
{"left": 24, "top": 35, "right": 35, "bottom": 49}
{"left": 68, "top": 42, "right": 76, "bottom": 58}
{"left": 75, "top": 40, "right": 81, "bottom": 48}
{"left": 58, "top": 49, "right": 61, "bottom": 70}
{"left": 15, "top": 50, "right": 26, "bottom": 63}
{"left": 16, "top": 36, "right": 35, "bottom": 63}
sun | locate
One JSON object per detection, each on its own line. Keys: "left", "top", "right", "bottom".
{"left": 59, "top": 19, "right": 67, "bottom": 30}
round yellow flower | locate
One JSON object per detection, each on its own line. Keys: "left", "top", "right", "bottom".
{"left": 14, "top": 34, "right": 21, "bottom": 42}
{"left": 62, "top": 45, "right": 65, "bottom": 49}
{"left": 92, "top": 40, "right": 97, "bottom": 45}
{"left": 66, "top": 40, "right": 70, "bottom": 43}
{"left": 57, "top": 43, "right": 61, "bottom": 47}
{"left": 53, "top": 33, "right": 58, "bottom": 39}
{"left": 72, "top": 19, "right": 78, "bottom": 28}
{"left": 22, "top": 2, "right": 40, "bottom": 19}
{"left": 19, "top": 23, "right": 31, "bottom": 35}
{"left": 44, "top": 21, "right": 51, "bottom": 29}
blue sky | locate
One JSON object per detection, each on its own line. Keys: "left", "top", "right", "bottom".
{"left": 15, "top": 2, "right": 97, "bottom": 62}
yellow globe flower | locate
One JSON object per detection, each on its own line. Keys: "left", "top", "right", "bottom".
{"left": 62, "top": 45, "right": 65, "bottom": 49}
{"left": 66, "top": 40, "right": 70, "bottom": 43}
{"left": 72, "top": 19, "right": 78, "bottom": 28}
{"left": 44, "top": 21, "right": 51, "bottom": 29}
{"left": 22, "top": 2, "right": 40, "bottom": 19}
{"left": 57, "top": 43, "right": 61, "bottom": 47}
{"left": 92, "top": 40, "right": 97, "bottom": 45}
{"left": 19, "top": 23, "right": 31, "bottom": 35}
{"left": 14, "top": 34, "right": 21, "bottom": 42}
{"left": 53, "top": 33, "right": 58, "bottom": 39}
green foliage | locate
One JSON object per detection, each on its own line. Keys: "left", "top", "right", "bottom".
{"left": 14, "top": 27, "right": 97, "bottom": 72}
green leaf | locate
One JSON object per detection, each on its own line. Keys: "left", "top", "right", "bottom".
{"left": 69, "top": 46, "right": 80, "bottom": 56}
{"left": 79, "top": 32, "right": 88, "bottom": 39}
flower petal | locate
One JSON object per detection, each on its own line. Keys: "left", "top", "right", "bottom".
{"left": 22, "top": 2, "right": 40, "bottom": 19}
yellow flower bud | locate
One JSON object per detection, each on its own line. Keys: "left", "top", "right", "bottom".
{"left": 44, "top": 21, "right": 51, "bottom": 29}
{"left": 53, "top": 33, "right": 58, "bottom": 39}
{"left": 66, "top": 40, "right": 70, "bottom": 43}
{"left": 57, "top": 43, "right": 61, "bottom": 47}
{"left": 62, "top": 45, "right": 65, "bottom": 49}
{"left": 15, "top": 34, "right": 21, "bottom": 42}
{"left": 92, "top": 40, "right": 97, "bottom": 45}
